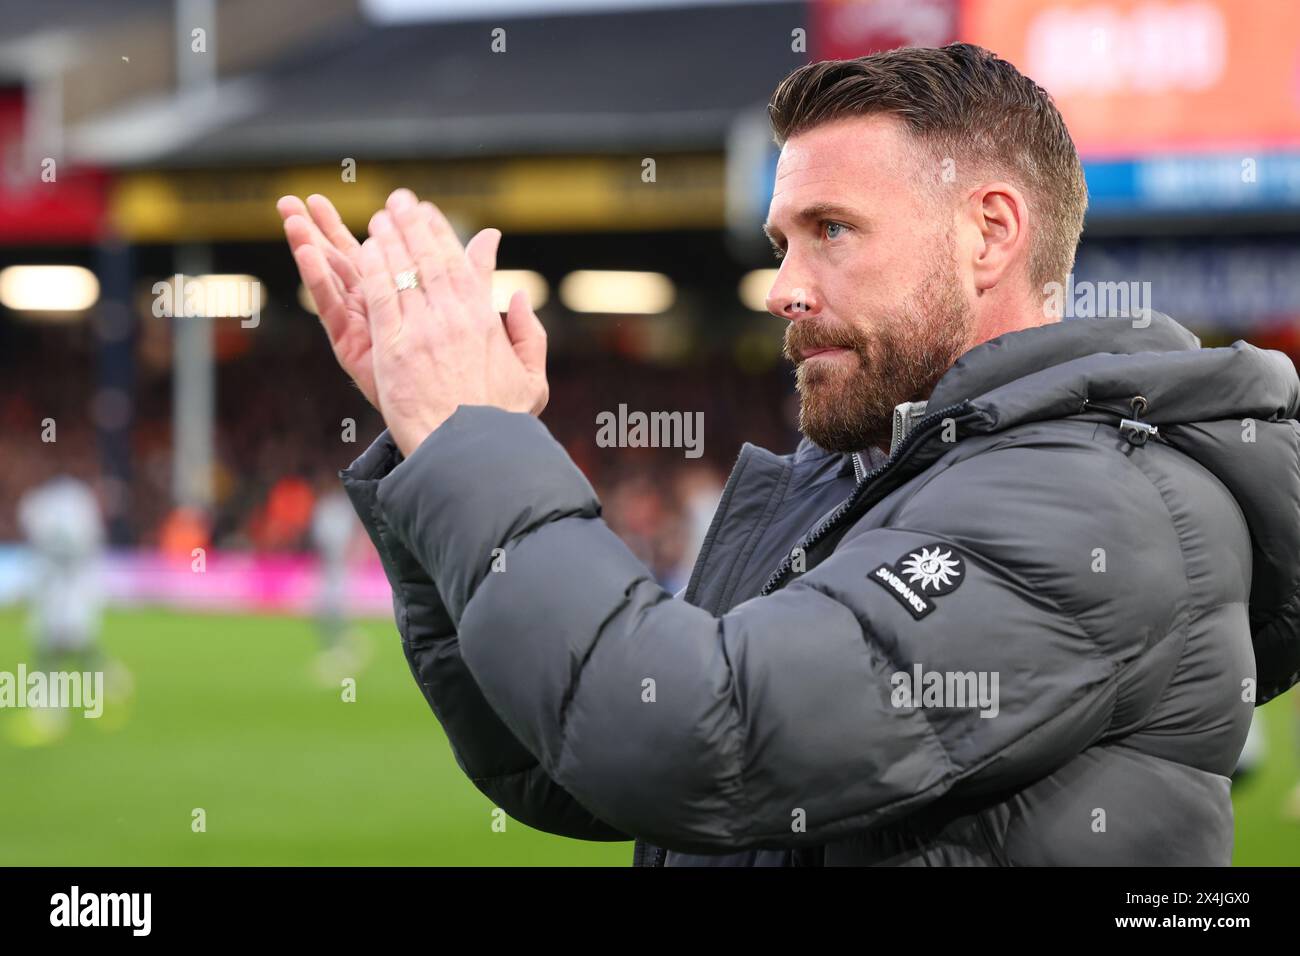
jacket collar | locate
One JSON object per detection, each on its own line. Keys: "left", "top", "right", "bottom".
{"left": 927, "top": 313, "right": 1199, "bottom": 411}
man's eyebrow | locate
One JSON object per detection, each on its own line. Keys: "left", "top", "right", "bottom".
{"left": 762, "top": 202, "right": 861, "bottom": 241}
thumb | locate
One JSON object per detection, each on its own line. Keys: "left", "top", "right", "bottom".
{"left": 504, "top": 288, "right": 547, "bottom": 374}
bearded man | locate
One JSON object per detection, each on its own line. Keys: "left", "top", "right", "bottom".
{"left": 280, "top": 43, "right": 1300, "bottom": 866}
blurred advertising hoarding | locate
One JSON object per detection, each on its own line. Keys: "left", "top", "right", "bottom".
{"left": 961, "top": 0, "right": 1300, "bottom": 157}
{"left": 0, "top": 545, "right": 395, "bottom": 617}
{"left": 799, "top": 0, "right": 1300, "bottom": 213}
{"left": 810, "top": 0, "right": 958, "bottom": 59}
{"left": 0, "top": 89, "right": 108, "bottom": 244}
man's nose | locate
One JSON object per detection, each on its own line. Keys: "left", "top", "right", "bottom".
{"left": 765, "top": 273, "right": 818, "bottom": 321}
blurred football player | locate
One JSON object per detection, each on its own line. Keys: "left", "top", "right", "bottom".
{"left": 309, "top": 484, "right": 369, "bottom": 686}
{"left": 12, "top": 476, "right": 130, "bottom": 744}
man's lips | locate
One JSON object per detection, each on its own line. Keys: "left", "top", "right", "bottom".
{"left": 800, "top": 346, "right": 852, "bottom": 360}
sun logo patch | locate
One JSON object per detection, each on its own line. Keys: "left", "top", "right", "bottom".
{"left": 899, "top": 546, "right": 963, "bottom": 594}
{"left": 869, "top": 544, "right": 965, "bottom": 619}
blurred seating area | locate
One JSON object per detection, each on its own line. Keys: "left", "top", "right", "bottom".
{"left": 0, "top": 319, "right": 797, "bottom": 589}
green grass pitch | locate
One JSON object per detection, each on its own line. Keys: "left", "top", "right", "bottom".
{"left": 0, "top": 608, "right": 628, "bottom": 865}
{"left": 0, "top": 607, "right": 1296, "bottom": 865}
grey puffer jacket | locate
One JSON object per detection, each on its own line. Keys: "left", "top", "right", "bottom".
{"left": 341, "top": 314, "right": 1300, "bottom": 866}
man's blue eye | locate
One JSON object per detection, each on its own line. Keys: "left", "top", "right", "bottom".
{"left": 824, "top": 222, "right": 845, "bottom": 240}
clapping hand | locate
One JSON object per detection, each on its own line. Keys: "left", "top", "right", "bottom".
{"left": 280, "top": 188, "right": 549, "bottom": 456}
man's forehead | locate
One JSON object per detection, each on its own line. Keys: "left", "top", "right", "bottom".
{"left": 776, "top": 115, "right": 904, "bottom": 174}
{"left": 766, "top": 115, "right": 906, "bottom": 226}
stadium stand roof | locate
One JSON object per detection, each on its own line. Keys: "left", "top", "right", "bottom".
{"left": 68, "top": 1, "right": 807, "bottom": 168}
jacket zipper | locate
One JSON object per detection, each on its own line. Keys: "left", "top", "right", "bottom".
{"left": 851, "top": 450, "right": 867, "bottom": 483}
{"left": 759, "top": 400, "right": 975, "bottom": 597}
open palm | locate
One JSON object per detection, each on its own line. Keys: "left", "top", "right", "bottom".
{"left": 278, "top": 194, "right": 377, "bottom": 407}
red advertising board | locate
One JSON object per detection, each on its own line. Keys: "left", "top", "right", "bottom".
{"left": 0, "top": 88, "right": 108, "bottom": 244}
{"left": 811, "top": 0, "right": 958, "bottom": 61}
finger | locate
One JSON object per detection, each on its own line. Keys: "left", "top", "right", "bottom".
{"left": 277, "top": 195, "right": 307, "bottom": 221}
{"left": 405, "top": 201, "right": 457, "bottom": 302}
{"left": 283, "top": 196, "right": 363, "bottom": 288}
{"left": 393, "top": 192, "right": 467, "bottom": 300}
{"left": 386, "top": 187, "right": 420, "bottom": 215}
{"left": 392, "top": 200, "right": 477, "bottom": 312}
{"left": 367, "top": 209, "right": 423, "bottom": 320}
{"left": 414, "top": 200, "right": 474, "bottom": 296}
{"left": 386, "top": 201, "right": 456, "bottom": 311}
{"left": 279, "top": 198, "right": 331, "bottom": 253}
{"left": 281, "top": 208, "right": 323, "bottom": 256}
{"left": 294, "top": 195, "right": 361, "bottom": 289}
{"left": 320, "top": 238, "right": 362, "bottom": 291}
{"left": 282, "top": 209, "right": 358, "bottom": 297}
{"left": 306, "top": 194, "right": 361, "bottom": 254}
{"left": 358, "top": 237, "right": 403, "bottom": 341}
{"left": 504, "top": 288, "right": 547, "bottom": 374}
{"left": 293, "top": 242, "right": 347, "bottom": 343}
{"left": 284, "top": 215, "right": 345, "bottom": 300}
{"left": 464, "top": 227, "right": 501, "bottom": 289}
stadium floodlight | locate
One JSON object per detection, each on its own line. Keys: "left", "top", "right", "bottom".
{"left": 189, "top": 274, "right": 263, "bottom": 319}
{"left": 738, "top": 269, "right": 779, "bottom": 313}
{"left": 0, "top": 265, "right": 100, "bottom": 315}
{"left": 558, "top": 270, "right": 674, "bottom": 314}
{"left": 491, "top": 271, "right": 549, "bottom": 313}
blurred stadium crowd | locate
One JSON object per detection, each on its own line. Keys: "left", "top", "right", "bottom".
{"left": 0, "top": 315, "right": 795, "bottom": 589}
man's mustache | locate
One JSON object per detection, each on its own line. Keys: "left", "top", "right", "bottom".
{"left": 783, "top": 322, "right": 866, "bottom": 363}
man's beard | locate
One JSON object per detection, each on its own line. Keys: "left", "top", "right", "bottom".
{"left": 783, "top": 256, "right": 974, "bottom": 454}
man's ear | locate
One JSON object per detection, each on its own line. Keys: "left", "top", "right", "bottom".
{"left": 966, "top": 182, "right": 1029, "bottom": 295}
